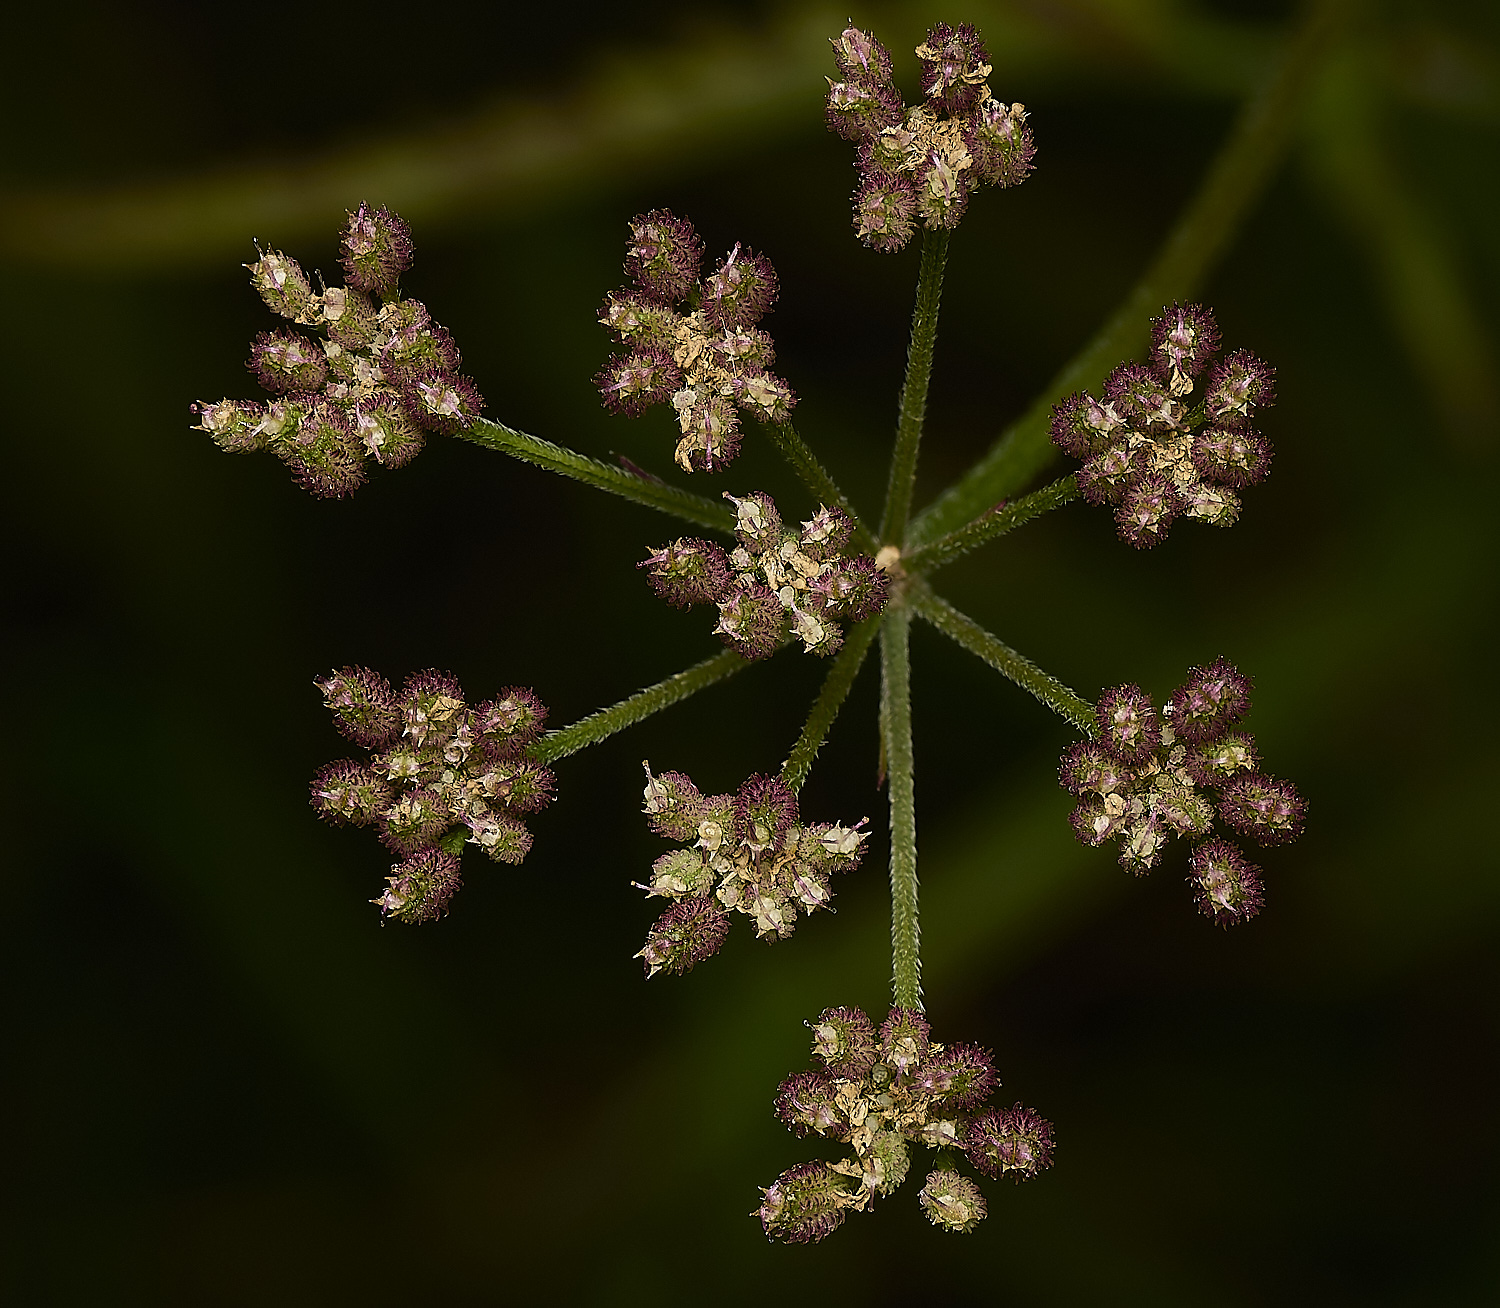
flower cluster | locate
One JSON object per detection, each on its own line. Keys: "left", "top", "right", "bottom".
{"left": 635, "top": 768, "right": 869, "bottom": 975}
{"left": 825, "top": 22, "right": 1035, "bottom": 252}
{"left": 1050, "top": 303, "right": 1277, "bottom": 547}
{"left": 757, "top": 1005, "right": 1054, "bottom": 1242}
{"left": 595, "top": 210, "right": 796, "bottom": 472}
{"left": 309, "top": 667, "right": 554, "bottom": 922}
{"left": 192, "top": 205, "right": 485, "bottom": 497}
{"left": 1060, "top": 659, "right": 1306, "bottom": 925}
{"left": 640, "top": 491, "right": 888, "bottom": 660}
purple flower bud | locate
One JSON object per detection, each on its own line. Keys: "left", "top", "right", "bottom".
{"left": 192, "top": 398, "right": 268, "bottom": 453}
{"left": 920, "top": 1170, "right": 987, "bottom": 1233}
{"left": 736, "top": 774, "right": 798, "bottom": 850}
{"left": 637, "top": 896, "right": 731, "bottom": 977}
{"left": 1204, "top": 349, "right": 1276, "bottom": 427}
{"left": 639, "top": 537, "right": 732, "bottom": 609}
{"left": 247, "top": 329, "right": 328, "bottom": 393}
{"left": 350, "top": 393, "right": 425, "bottom": 469}
{"left": 400, "top": 368, "right": 484, "bottom": 435}
{"left": 596, "top": 290, "right": 680, "bottom": 349}
{"left": 756, "top": 1161, "right": 851, "bottom": 1244}
{"left": 319, "top": 286, "right": 379, "bottom": 350}
{"left": 1188, "top": 838, "right": 1265, "bottom": 926}
{"left": 1049, "top": 391, "right": 1127, "bottom": 459}
{"left": 710, "top": 326, "right": 776, "bottom": 369}
{"left": 824, "top": 77, "right": 905, "bottom": 142}
{"left": 674, "top": 390, "right": 742, "bottom": 471}
{"left": 853, "top": 168, "right": 918, "bottom": 253}
{"left": 914, "top": 150, "right": 971, "bottom": 229}
{"left": 830, "top": 25, "right": 894, "bottom": 84}
{"left": 965, "top": 1103, "right": 1055, "bottom": 1181}
{"left": 377, "top": 300, "right": 463, "bottom": 381}
{"left": 473, "top": 687, "right": 548, "bottom": 755}
{"left": 1096, "top": 683, "right": 1161, "bottom": 765}
{"left": 714, "top": 580, "right": 788, "bottom": 661}
{"left": 916, "top": 1042, "right": 998, "bottom": 1110}
{"left": 377, "top": 786, "right": 450, "bottom": 855}
{"left": 1191, "top": 426, "right": 1273, "bottom": 488}
{"left": 309, "top": 759, "right": 392, "bottom": 826}
{"left": 1058, "top": 740, "right": 1133, "bottom": 796}
{"left": 879, "top": 1006, "right": 931, "bottom": 1076}
{"left": 338, "top": 203, "right": 414, "bottom": 296}
{"left": 1149, "top": 302, "right": 1221, "bottom": 387}
{"left": 725, "top": 491, "right": 783, "bottom": 554}
{"left": 1182, "top": 732, "right": 1258, "bottom": 787}
{"left": 463, "top": 808, "right": 534, "bottom": 864}
{"left": 731, "top": 368, "right": 798, "bottom": 425}
{"left": 624, "top": 209, "right": 704, "bottom": 305}
{"left": 967, "top": 99, "right": 1036, "bottom": 188}
{"left": 1114, "top": 471, "right": 1183, "bottom": 548}
{"left": 641, "top": 764, "right": 706, "bottom": 842}
{"left": 595, "top": 348, "right": 682, "bottom": 418}
{"left": 813, "top": 555, "right": 889, "bottom": 623}
{"left": 703, "top": 245, "right": 779, "bottom": 331}
{"left": 1218, "top": 772, "right": 1307, "bottom": 845}
{"left": 315, "top": 666, "right": 401, "bottom": 747}
{"left": 1068, "top": 794, "right": 1129, "bottom": 847}
{"left": 245, "top": 248, "right": 313, "bottom": 319}
{"left": 808, "top": 1005, "right": 878, "bottom": 1078}
{"left": 798, "top": 506, "right": 853, "bottom": 562}
{"left": 1170, "top": 658, "right": 1253, "bottom": 744}
{"left": 774, "top": 1070, "right": 848, "bottom": 1138}
{"left": 474, "top": 759, "right": 556, "bottom": 815}
{"left": 373, "top": 848, "right": 462, "bottom": 924}
{"left": 916, "top": 22, "right": 990, "bottom": 115}
{"left": 1105, "top": 362, "right": 1180, "bottom": 429}
{"left": 1076, "top": 445, "right": 1138, "bottom": 506}
{"left": 279, "top": 400, "right": 367, "bottom": 498}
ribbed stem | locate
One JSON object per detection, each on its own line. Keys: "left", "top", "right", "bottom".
{"left": 881, "top": 607, "right": 921, "bottom": 1011}
{"left": 531, "top": 647, "right": 747, "bottom": 764}
{"left": 903, "top": 476, "right": 1080, "bottom": 576}
{"left": 907, "top": 0, "right": 1349, "bottom": 546}
{"left": 911, "top": 586, "right": 1098, "bottom": 735}
{"left": 880, "top": 228, "right": 951, "bottom": 546}
{"left": 780, "top": 616, "right": 880, "bottom": 794}
{"left": 456, "top": 417, "right": 737, "bottom": 534}
{"left": 762, "top": 422, "right": 877, "bottom": 554}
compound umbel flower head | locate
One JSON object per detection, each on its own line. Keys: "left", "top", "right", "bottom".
{"left": 826, "top": 22, "right": 1035, "bottom": 252}
{"left": 758, "top": 1004, "right": 1053, "bottom": 1241}
{"left": 193, "top": 210, "right": 483, "bottom": 497}
{"left": 1059, "top": 665, "right": 1305, "bottom": 921}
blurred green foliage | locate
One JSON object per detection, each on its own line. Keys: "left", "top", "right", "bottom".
{"left": 3, "top": 0, "right": 1497, "bottom": 1302}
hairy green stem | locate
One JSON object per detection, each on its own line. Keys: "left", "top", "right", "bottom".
{"left": 911, "top": 586, "right": 1097, "bottom": 735}
{"left": 907, "top": 0, "right": 1349, "bottom": 547}
{"left": 780, "top": 616, "right": 880, "bottom": 794}
{"left": 903, "top": 476, "right": 1080, "bottom": 576}
{"left": 763, "top": 422, "right": 877, "bottom": 554}
{"left": 456, "top": 417, "right": 737, "bottom": 534}
{"left": 881, "top": 607, "right": 921, "bottom": 1011}
{"left": 881, "top": 228, "right": 951, "bottom": 546}
{"left": 531, "top": 647, "right": 747, "bottom": 764}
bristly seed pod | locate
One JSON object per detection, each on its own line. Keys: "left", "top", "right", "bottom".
{"left": 624, "top": 208, "right": 704, "bottom": 305}
{"left": 246, "top": 247, "right": 313, "bottom": 319}
{"left": 373, "top": 849, "right": 463, "bottom": 924}
{"left": 1149, "top": 302, "right": 1221, "bottom": 392}
{"left": 879, "top": 1006, "right": 931, "bottom": 1075}
{"left": 1170, "top": 658, "right": 1253, "bottom": 744}
{"left": 637, "top": 897, "right": 732, "bottom": 977}
{"left": 1188, "top": 838, "right": 1265, "bottom": 926}
{"left": 756, "top": 1162, "right": 852, "bottom": 1244}
{"left": 920, "top": 1170, "right": 988, "bottom": 1233}
{"left": 809, "top": 1005, "right": 879, "bottom": 1078}
{"left": 1096, "top": 684, "right": 1160, "bottom": 765}
{"left": 1204, "top": 349, "right": 1277, "bottom": 427}
{"left": 339, "top": 202, "right": 414, "bottom": 296}
{"left": 965, "top": 1103, "right": 1055, "bottom": 1181}
{"left": 915, "top": 21, "right": 991, "bottom": 116}
{"left": 774, "top": 1070, "right": 848, "bottom": 1139}
{"left": 1218, "top": 772, "right": 1307, "bottom": 845}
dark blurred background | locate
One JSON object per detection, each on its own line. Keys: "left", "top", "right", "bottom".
{"left": 4, "top": 0, "right": 1497, "bottom": 1302}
